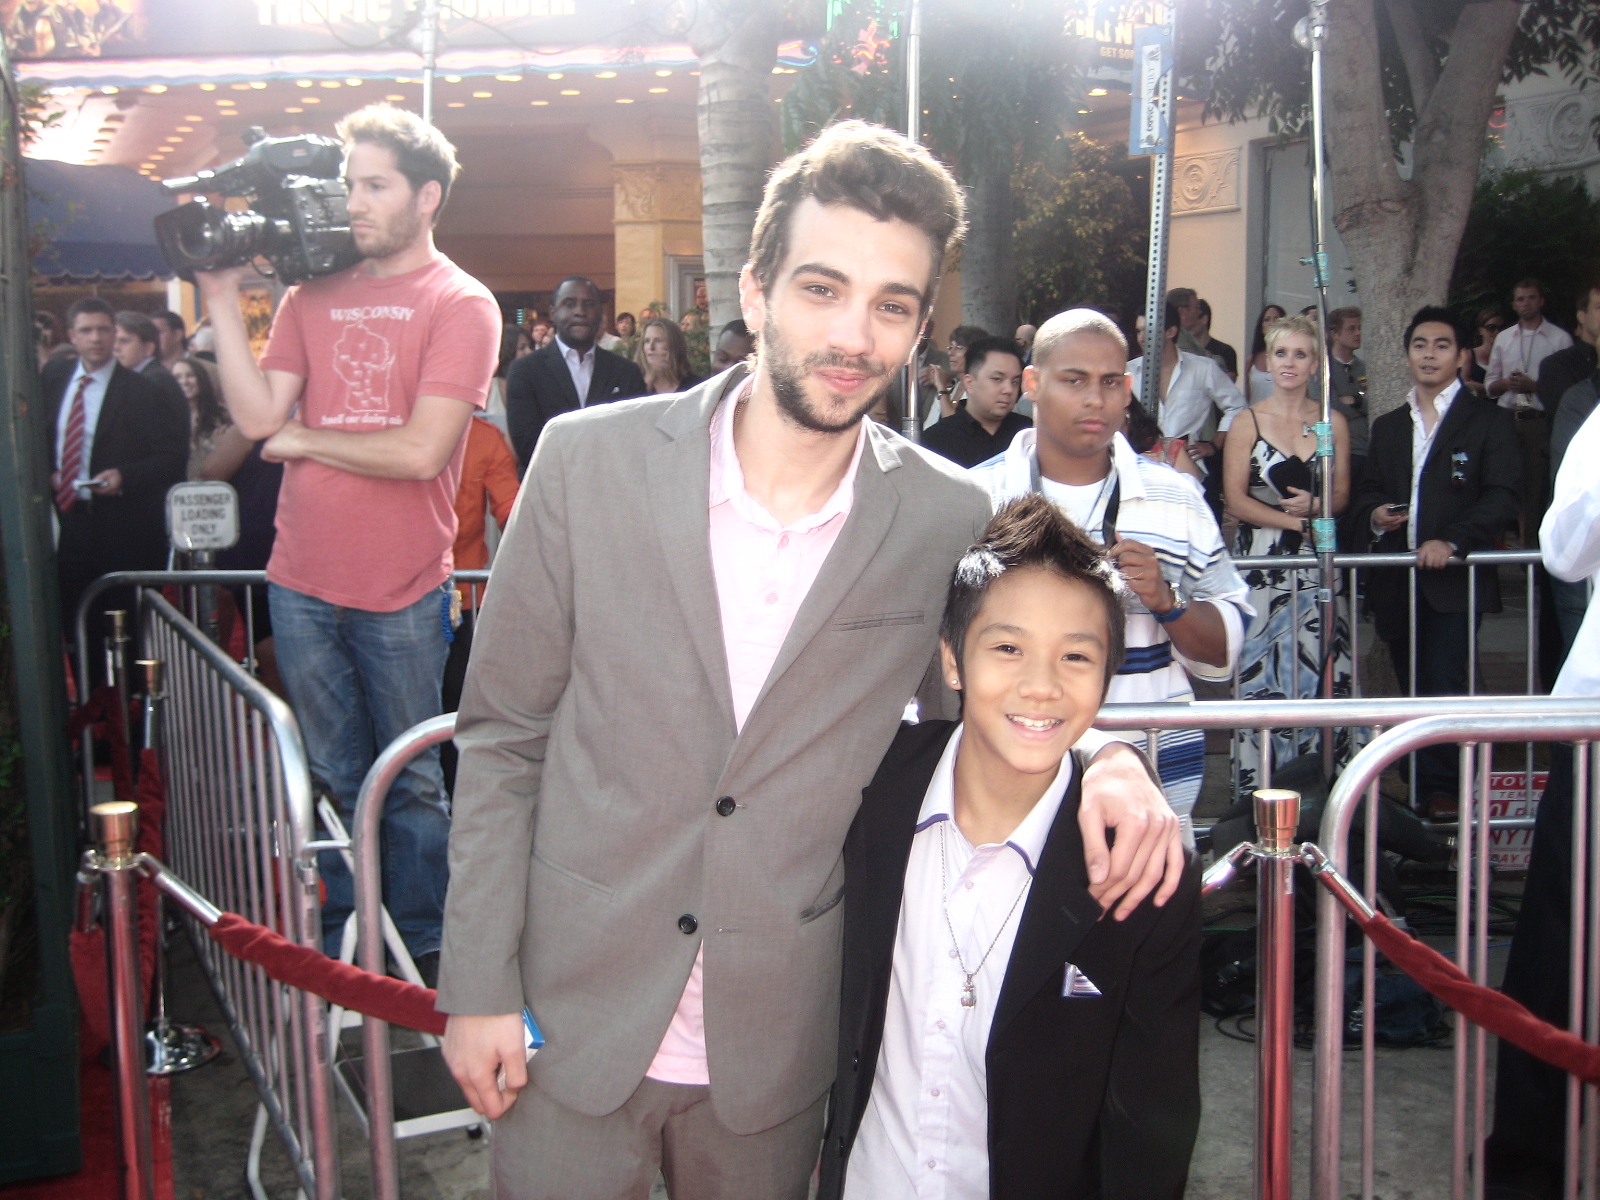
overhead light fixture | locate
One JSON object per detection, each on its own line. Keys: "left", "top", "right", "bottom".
{"left": 495, "top": 74, "right": 521, "bottom": 82}
{"left": 216, "top": 98, "right": 235, "bottom": 106}
{"left": 615, "top": 97, "right": 633, "bottom": 103}
{"left": 302, "top": 96, "right": 320, "bottom": 103}
{"left": 285, "top": 106, "right": 304, "bottom": 113}
{"left": 472, "top": 91, "right": 492, "bottom": 98}
{"left": 199, "top": 83, "right": 216, "bottom": 91}
{"left": 101, "top": 85, "right": 119, "bottom": 94}
{"left": 250, "top": 81, "right": 268, "bottom": 89}
{"left": 654, "top": 69, "right": 672, "bottom": 77}
{"left": 296, "top": 79, "right": 313, "bottom": 87}
{"left": 145, "top": 84, "right": 167, "bottom": 93}
{"left": 689, "top": 70, "right": 700, "bottom": 76}
{"left": 230, "top": 82, "right": 251, "bottom": 90}
{"left": 597, "top": 70, "right": 617, "bottom": 79}
{"left": 444, "top": 75, "right": 462, "bottom": 83}
{"left": 183, "top": 114, "right": 202, "bottom": 120}
{"left": 447, "top": 101, "right": 465, "bottom": 107}
{"left": 648, "top": 87, "right": 668, "bottom": 93}
{"left": 531, "top": 100, "right": 548, "bottom": 106}
{"left": 560, "top": 89, "right": 580, "bottom": 96}
{"left": 1077, "top": 107, "right": 1091, "bottom": 114}
{"left": 321, "top": 80, "right": 341, "bottom": 87}
{"left": 176, "top": 125, "right": 194, "bottom": 132}
{"left": 547, "top": 72, "right": 563, "bottom": 80}
{"left": 344, "top": 78, "right": 362, "bottom": 86}
{"left": 771, "top": 66, "right": 783, "bottom": 74}
{"left": 385, "top": 94, "right": 405, "bottom": 101}
{"left": 1088, "top": 87, "right": 1108, "bottom": 96}
{"left": 165, "top": 136, "right": 184, "bottom": 143}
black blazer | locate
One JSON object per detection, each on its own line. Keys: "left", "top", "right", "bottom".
{"left": 1350, "top": 387, "right": 1520, "bottom": 630}
{"left": 819, "top": 721, "right": 1201, "bottom": 1200}
{"left": 504, "top": 340, "right": 647, "bottom": 474}
{"left": 43, "top": 357, "right": 189, "bottom": 573}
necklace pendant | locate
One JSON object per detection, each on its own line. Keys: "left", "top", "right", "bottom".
{"left": 961, "top": 981, "right": 977, "bottom": 1008}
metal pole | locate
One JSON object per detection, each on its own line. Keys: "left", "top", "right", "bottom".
{"left": 419, "top": 0, "right": 440, "bottom": 124}
{"left": 1255, "top": 788, "right": 1299, "bottom": 1200}
{"left": 1303, "top": 0, "right": 1339, "bottom": 764}
{"left": 900, "top": 0, "right": 923, "bottom": 443}
{"left": 94, "top": 801, "right": 155, "bottom": 1200}
{"left": 1141, "top": 2, "right": 1177, "bottom": 408}
{"left": 109, "top": 608, "right": 130, "bottom": 746}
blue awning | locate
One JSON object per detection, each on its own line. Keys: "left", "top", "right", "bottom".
{"left": 25, "top": 159, "right": 173, "bottom": 282}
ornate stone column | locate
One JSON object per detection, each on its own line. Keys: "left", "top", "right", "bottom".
{"left": 612, "top": 160, "right": 703, "bottom": 319}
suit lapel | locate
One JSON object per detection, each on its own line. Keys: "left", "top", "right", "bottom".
{"left": 992, "top": 761, "right": 1106, "bottom": 1038}
{"left": 645, "top": 374, "right": 741, "bottom": 727}
{"left": 586, "top": 351, "right": 614, "bottom": 405}
{"left": 90, "top": 367, "right": 131, "bottom": 474}
{"left": 746, "top": 424, "right": 903, "bottom": 716}
{"left": 857, "top": 732, "right": 950, "bottom": 981}
{"left": 544, "top": 345, "right": 581, "bottom": 412}
{"left": 1420, "top": 388, "right": 1473, "bottom": 479}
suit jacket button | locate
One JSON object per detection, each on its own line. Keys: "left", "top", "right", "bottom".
{"left": 715, "top": 796, "right": 736, "bottom": 817}
{"left": 678, "top": 914, "right": 698, "bottom": 935}
{"left": 852, "top": 1052, "right": 859, "bottom": 1069}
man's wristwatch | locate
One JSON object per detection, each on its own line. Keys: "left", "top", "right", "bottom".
{"left": 1152, "top": 599, "right": 1188, "bottom": 625}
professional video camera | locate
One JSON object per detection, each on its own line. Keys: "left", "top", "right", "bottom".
{"left": 153, "top": 126, "right": 361, "bottom": 286}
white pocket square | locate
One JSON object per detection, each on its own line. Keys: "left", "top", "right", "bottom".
{"left": 1062, "top": 963, "right": 1103, "bottom": 997}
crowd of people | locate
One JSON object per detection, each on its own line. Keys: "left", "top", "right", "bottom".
{"left": 35, "top": 101, "right": 1600, "bottom": 1199}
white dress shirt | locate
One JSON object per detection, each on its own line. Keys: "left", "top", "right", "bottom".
{"left": 1542, "top": 402, "right": 1600, "bottom": 697}
{"left": 1127, "top": 350, "right": 1247, "bottom": 441}
{"left": 555, "top": 335, "right": 596, "bottom": 404}
{"left": 55, "top": 357, "right": 114, "bottom": 500}
{"left": 1376, "top": 379, "right": 1459, "bottom": 551}
{"left": 844, "top": 727, "right": 1076, "bottom": 1200}
{"left": 1486, "top": 319, "right": 1573, "bottom": 410}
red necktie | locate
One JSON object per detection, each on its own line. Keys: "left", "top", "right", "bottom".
{"left": 56, "top": 373, "right": 91, "bottom": 513}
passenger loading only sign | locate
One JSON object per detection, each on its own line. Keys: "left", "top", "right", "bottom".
{"left": 166, "top": 482, "right": 240, "bottom": 552}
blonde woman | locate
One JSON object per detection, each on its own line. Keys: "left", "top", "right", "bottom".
{"left": 1222, "top": 313, "right": 1357, "bottom": 792}
{"left": 632, "top": 315, "right": 701, "bottom": 394}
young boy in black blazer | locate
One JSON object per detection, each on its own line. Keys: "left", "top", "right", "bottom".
{"left": 820, "top": 493, "right": 1202, "bottom": 1200}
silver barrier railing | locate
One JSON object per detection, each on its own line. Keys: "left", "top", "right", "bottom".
{"left": 140, "top": 589, "right": 340, "bottom": 1200}
{"left": 1313, "top": 704, "right": 1600, "bottom": 1200}
{"left": 351, "top": 713, "right": 459, "bottom": 1200}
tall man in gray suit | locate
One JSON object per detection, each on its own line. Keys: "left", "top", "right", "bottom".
{"left": 439, "top": 121, "right": 1186, "bottom": 1199}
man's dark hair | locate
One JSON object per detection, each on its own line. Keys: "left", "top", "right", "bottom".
{"left": 748, "top": 120, "right": 967, "bottom": 314}
{"left": 1166, "top": 287, "right": 1197, "bottom": 308}
{"left": 949, "top": 324, "right": 988, "bottom": 349}
{"left": 335, "top": 104, "right": 461, "bottom": 220}
{"left": 66, "top": 297, "right": 114, "bottom": 327}
{"left": 1512, "top": 277, "right": 1545, "bottom": 299}
{"left": 939, "top": 493, "right": 1127, "bottom": 690}
{"left": 554, "top": 276, "right": 601, "bottom": 302}
{"left": 1403, "top": 305, "right": 1467, "bottom": 352}
{"left": 961, "top": 335, "right": 1024, "bottom": 378}
{"left": 616, "top": 311, "right": 635, "bottom": 326}
{"left": 1327, "top": 306, "right": 1361, "bottom": 335}
{"left": 497, "top": 324, "right": 524, "bottom": 379}
{"left": 1162, "top": 301, "right": 1181, "bottom": 336}
{"left": 114, "top": 310, "right": 160, "bottom": 349}
{"left": 719, "top": 318, "right": 751, "bottom": 341}
{"left": 151, "top": 310, "right": 186, "bottom": 338}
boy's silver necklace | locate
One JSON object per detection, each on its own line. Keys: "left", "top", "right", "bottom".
{"left": 939, "top": 820, "right": 1032, "bottom": 1009}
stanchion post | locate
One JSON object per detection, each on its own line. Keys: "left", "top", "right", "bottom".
{"left": 94, "top": 800, "right": 155, "bottom": 1200}
{"left": 1255, "top": 788, "right": 1300, "bottom": 1200}
{"left": 108, "top": 608, "right": 129, "bottom": 744}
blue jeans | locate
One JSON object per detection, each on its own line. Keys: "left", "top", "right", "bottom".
{"left": 269, "top": 583, "right": 452, "bottom": 959}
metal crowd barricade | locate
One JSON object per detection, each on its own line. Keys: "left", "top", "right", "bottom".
{"left": 1097, "top": 695, "right": 1600, "bottom": 1200}
{"left": 1311, "top": 705, "right": 1600, "bottom": 1200}
{"left": 139, "top": 588, "right": 339, "bottom": 1200}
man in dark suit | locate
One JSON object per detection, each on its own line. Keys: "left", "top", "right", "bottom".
{"left": 1352, "top": 306, "right": 1521, "bottom": 814}
{"left": 504, "top": 275, "right": 647, "bottom": 473}
{"left": 112, "top": 309, "right": 187, "bottom": 412}
{"left": 46, "top": 298, "right": 190, "bottom": 651}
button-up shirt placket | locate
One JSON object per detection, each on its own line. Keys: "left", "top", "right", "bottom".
{"left": 1405, "top": 380, "right": 1459, "bottom": 551}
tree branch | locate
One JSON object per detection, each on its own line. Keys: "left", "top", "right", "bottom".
{"left": 1384, "top": 0, "right": 1439, "bottom": 116}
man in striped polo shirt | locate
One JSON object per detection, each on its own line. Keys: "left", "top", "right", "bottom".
{"left": 971, "top": 308, "right": 1251, "bottom": 839}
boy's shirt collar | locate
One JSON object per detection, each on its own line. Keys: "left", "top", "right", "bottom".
{"left": 912, "top": 723, "right": 1078, "bottom": 877}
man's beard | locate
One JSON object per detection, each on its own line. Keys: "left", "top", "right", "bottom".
{"left": 355, "top": 204, "right": 425, "bottom": 262}
{"left": 760, "top": 315, "right": 892, "bottom": 435}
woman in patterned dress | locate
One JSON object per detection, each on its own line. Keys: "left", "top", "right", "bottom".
{"left": 1222, "top": 314, "right": 1355, "bottom": 795}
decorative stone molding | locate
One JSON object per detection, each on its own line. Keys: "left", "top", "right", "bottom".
{"left": 612, "top": 161, "right": 702, "bottom": 224}
{"left": 1171, "top": 148, "right": 1240, "bottom": 216}
{"left": 1500, "top": 90, "right": 1600, "bottom": 174}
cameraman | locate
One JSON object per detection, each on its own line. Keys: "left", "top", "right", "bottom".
{"left": 195, "top": 105, "right": 499, "bottom": 982}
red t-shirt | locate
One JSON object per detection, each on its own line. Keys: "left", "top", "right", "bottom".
{"left": 259, "top": 255, "right": 499, "bottom": 612}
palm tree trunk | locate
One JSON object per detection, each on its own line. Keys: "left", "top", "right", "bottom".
{"left": 961, "top": 169, "right": 1017, "bottom": 335}
{"left": 690, "top": 1, "right": 780, "bottom": 330}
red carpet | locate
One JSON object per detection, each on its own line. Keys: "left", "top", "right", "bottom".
{"left": 0, "top": 1054, "right": 171, "bottom": 1200}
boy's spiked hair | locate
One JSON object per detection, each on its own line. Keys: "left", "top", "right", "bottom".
{"left": 939, "top": 493, "right": 1128, "bottom": 689}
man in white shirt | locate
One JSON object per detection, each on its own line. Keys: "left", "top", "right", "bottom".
{"left": 1487, "top": 278, "right": 1573, "bottom": 542}
{"left": 1128, "top": 301, "right": 1246, "bottom": 474}
{"left": 1488, "top": 399, "right": 1600, "bottom": 1199}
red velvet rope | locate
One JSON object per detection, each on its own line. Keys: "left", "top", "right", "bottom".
{"left": 1359, "top": 909, "right": 1600, "bottom": 1085}
{"left": 206, "top": 912, "right": 448, "bottom": 1036}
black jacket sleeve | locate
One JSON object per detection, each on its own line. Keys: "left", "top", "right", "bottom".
{"left": 504, "top": 353, "right": 541, "bottom": 476}
{"left": 113, "top": 372, "right": 189, "bottom": 498}
{"left": 1349, "top": 412, "right": 1402, "bottom": 548}
{"left": 1438, "top": 405, "right": 1521, "bottom": 553}
{"left": 616, "top": 357, "right": 648, "bottom": 401}
{"left": 1098, "top": 860, "right": 1202, "bottom": 1200}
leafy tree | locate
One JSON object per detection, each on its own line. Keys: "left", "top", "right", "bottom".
{"left": 1449, "top": 168, "right": 1600, "bottom": 325}
{"left": 1190, "top": 0, "right": 1600, "bottom": 413}
{"left": 783, "top": 0, "right": 1089, "bottom": 334}
{"left": 1013, "top": 133, "right": 1151, "bottom": 327}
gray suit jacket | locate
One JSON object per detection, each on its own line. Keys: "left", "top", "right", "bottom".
{"left": 437, "top": 368, "right": 991, "bottom": 1134}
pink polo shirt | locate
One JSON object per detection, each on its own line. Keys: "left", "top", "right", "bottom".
{"left": 646, "top": 378, "right": 867, "bottom": 1085}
